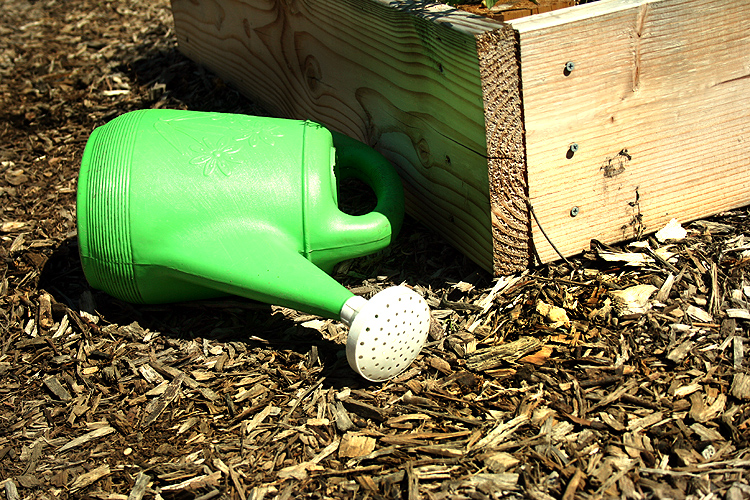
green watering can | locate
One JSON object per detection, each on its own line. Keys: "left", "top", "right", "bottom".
{"left": 77, "top": 109, "right": 430, "bottom": 381}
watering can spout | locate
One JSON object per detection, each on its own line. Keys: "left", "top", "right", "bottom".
{"left": 77, "top": 109, "right": 430, "bottom": 381}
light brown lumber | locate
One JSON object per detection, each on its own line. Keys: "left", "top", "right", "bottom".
{"left": 507, "top": 0, "right": 750, "bottom": 263}
{"left": 172, "top": 0, "right": 750, "bottom": 272}
{"left": 477, "top": 25, "right": 531, "bottom": 273}
{"left": 170, "top": 0, "right": 505, "bottom": 271}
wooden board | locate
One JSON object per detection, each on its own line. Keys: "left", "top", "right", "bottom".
{"left": 506, "top": 0, "right": 750, "bottom": 262}
{"left": 476, "top": 26, "right": 532, "bottom": 273}
{"left": 171, "top": 0, "right": 750, "bottom": 274}
{"left": 170, "top": 0, "right": 505, "bottom": 271}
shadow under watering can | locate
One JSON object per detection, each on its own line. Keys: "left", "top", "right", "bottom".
{"left": 76, "top": 109, "right": 430, "bottom": 382}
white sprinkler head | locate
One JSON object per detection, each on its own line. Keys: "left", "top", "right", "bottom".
{"left": 339, "top": 286, "right": 431, "bottom": 382}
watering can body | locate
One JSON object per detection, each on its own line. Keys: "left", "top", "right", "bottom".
{"left": 77, "top": 109, "right": 404, "bottom": 318}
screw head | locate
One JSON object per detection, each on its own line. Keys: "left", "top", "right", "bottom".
{"left": 570, "top": 206, "right": 579, "bottom": 217}
{"left": 569, "top": 143, "right": 579, "bottom": 153}
{"left": 565, "top": 61, "right": 575, "bottom": 73}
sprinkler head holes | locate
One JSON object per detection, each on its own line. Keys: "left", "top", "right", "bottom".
{"left": 341, "top": 286, "right": 431, "bottom": 382}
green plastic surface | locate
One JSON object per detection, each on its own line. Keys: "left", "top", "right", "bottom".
{"left": 77, "top": 109, "right": 404, "bottom": 318}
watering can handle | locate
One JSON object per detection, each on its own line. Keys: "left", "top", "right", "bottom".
{"left": 330, "top": 131, "right": 405, "bottom": 238}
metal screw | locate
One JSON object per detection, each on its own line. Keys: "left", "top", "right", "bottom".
{"left": 570, "top": 206, "right": 579, "bottom": 217}
{"left": 569, "top": 143, "right": 579, "bottom": 153}
{"left": 565, "top": 61, "right": 575, "bottom": 73}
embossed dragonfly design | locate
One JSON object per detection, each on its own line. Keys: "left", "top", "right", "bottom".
{"left": 153, "top": 114, "right": 285, "bottom": 177}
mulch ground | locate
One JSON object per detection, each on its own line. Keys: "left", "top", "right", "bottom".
{"left": 2, "top": 0, "right": 750, "bottom": 499}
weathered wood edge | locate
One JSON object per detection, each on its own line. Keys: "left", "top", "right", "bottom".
{"left": 361, "top": 2, "right": 534, "bottom": 273}
{"left": 507, "top": 0, "right": 652, "bottom": 32}
{"left": 476, "top": 25, "right": 532, "bottom": 274}
{"left": 369, "top": 0, "right": 505, "bottom": 35}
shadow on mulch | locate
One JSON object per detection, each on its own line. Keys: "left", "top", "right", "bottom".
{"left": 37, "top": 234, "right": 439, "bottom": 390}
{"left": 118, "top": 42, "right": 273, "bottom": 117}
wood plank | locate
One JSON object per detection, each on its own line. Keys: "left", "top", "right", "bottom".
{"left": 171, "top": 0, "right": 749, "bottom": 272}
{"left": 170, "top": 0, "right": 505, "bottom": 270}
{"left": 508, "top": 0, "right": 750, "bottom": 262}
{"left": 476, "top": 25, "right": 531, "bottom": 273}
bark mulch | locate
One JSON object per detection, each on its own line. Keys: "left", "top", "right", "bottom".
{"left": 2, "top": 0, "right": 750, "bottom": 498}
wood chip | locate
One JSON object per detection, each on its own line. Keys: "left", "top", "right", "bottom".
{"left": 228, "top": 464, "right": 246, "bottom": 500}
{"left": 627, "top": 412, "right": 664, "bottom": 431}
{"left": 687, "top": 305, "right": 713, "bottom": 322}
{"left": 142, "top": 375, "right": 183, "bottom": 427}
{"left": 609, "top": 284, "right": 657, "bottom": 314}
{"left": 139, "top": 364, "right": 165, "bottom": 385}
{"left": 656, "top": 273, "right": 676, "bottom": 302}
{"left": 483, "top": 451, "right": 520, "bottom": 472}
{"left": 667, "top": 340, "right": 695, "bottom": 363}
{"left": 731, "top": 373, "right": 750, "bottom": 400}
{"left": 473, "top": 415, "right": 530, "bottom": 450}
{"left": 341, "top": 398, "right": 389, "bottom": 422}
{"left": 466, "top": 337, "right": 543, "bottom": 371}
{"left": 562, "top": 468, "right": 585, "bottom": 500}
{"left": 161, "top": 471, "right": 221, "bottom": 492}
{"left": 58, "top": 426, "right": 116, "bottom": 453}
{"left": 428, "top": 356, "right": 452, "bottom": 375}
{"left": 405, "top": 462, "right": 419, "bottom": 500}
{"left": 339, "top": 432, "right": 376, "bottom": 458}
{"left": 70, "top": 464, "right": 110, "bottom": 491}
{"left": 331, "top": 401, "right": 355, "bottom": 432}
{"left": 726, "top": 308, "right": 750, "bottom": 320}
{"left": 278, "top": 439, "right": 340, "bottom": 480}
{"left": 462, "top": 473, "right": 519, "bottom": 491}
{"left": 127, "top": 472, "right": 151, "bottom": 500}
{"left": 0, "top": 221, "right": 28, "bottom": 232}
{"left": 3, "top": 480, "right": 20, "bottom": 500}
{"left": 690, "top": 422, "right": 724, "bottom": 442}
{"left": 689, "top": 393, "right": 726, "bottom": 423}
{"left": 43, "top": 376, "right": 72, "bottom": 401}
{"left": 3, "top": 7, "right": 750, "bottom": 495}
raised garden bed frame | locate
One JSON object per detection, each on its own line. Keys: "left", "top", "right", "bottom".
{"left": 170, "top": 0, "right": 750, "bottom": 274}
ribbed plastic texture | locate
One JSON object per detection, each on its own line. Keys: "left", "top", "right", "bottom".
{"left": 79, "top": 110, "right": 144, "bottom": 303}
{"left": 346, "top": 286, "right": 431, "bottom": 382}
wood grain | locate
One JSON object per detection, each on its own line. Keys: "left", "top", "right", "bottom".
{"left": 171, "top": 0, "right": 750, "bottom": 272}
{"left": 170, "top": 0, "right": 505, "bottom": 270}
{"left": 477, "top": 25, "right": 532, "bottom": 274}
{"left": 509, "top": 0, "right": 750, "bottom": 262}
